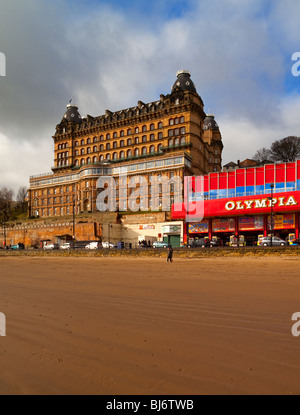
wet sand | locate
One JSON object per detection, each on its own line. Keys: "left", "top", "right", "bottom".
{"left": 0, "top": 256, "right": 300, "bottom": 395}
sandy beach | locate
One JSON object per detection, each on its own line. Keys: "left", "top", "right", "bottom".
{"left": 0, "top": 256, "right": 300, "bottom": 395}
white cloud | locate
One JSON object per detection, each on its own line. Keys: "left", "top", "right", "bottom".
{"left": 221, "top": 94, "right": 300, "bottom": 163}
{"left": 0, "top": 133, "right": 53, "bottom": 192}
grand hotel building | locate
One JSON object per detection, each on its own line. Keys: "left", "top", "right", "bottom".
{"left": 28, "top": 71, "right": 223, "bottom": 218}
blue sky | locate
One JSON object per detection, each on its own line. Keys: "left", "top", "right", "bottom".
{"left": 93, "top": 0, "right": 194, "bottom": 19}
{"left": 0, "top": 0, "right": 300, "bottom": 191}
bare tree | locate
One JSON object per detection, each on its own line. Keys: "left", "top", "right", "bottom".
{"left": 253, "top": 136, "right": 300, "bottom": 164}
{"left": 253, "top": 147, "right": 273, "bottom": 164}
{"left": 16, "top": 186, "right": 28, "bottom": 212}
{"left": 270, "top": 136, "right": 300, "bottom": 163}
{"left": 0, "top": 187, "right": 14, "bottom": 220}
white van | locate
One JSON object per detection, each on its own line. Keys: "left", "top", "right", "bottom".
{"left": 85, "top": 242, "right": 100, "bottom": 250}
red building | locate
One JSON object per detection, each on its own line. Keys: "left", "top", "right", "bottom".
{"left": 172, "top": 161, "right": 300, "bottom": 245}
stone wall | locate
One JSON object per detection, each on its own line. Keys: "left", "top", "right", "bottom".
{"left": 0, "top": 211, "right": 177, "bottom": 248}
{"left": 1, "top": 220, "right": 101, "bottom": 248}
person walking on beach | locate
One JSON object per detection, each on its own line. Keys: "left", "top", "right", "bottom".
{"left": 167, "top": 245, "right": 174, "bottom": 263}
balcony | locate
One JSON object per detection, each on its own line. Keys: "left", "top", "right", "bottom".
{"left": 162, "top": 143, "right": 192, "bottom": 151}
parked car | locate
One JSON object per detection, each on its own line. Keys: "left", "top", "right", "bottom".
{"left": 102, "top": 242, "right": 117, "bottom": 249}
{"left": 60, "top": 243, "right": 72, "bottom": 250}
{"left": 189, "top": 238, "right": 210, "bottom": 248}
{"left": 43, "top": 243, "right": 59, "bottom": 250}
{"left": 11, "top": 243, "right": 25, "bottom": 250}
{"left": 73, "top": 241, "right": 87, "bottom": 249}
{"left": 85, "top": 242, "right": 100, "bottom": 250}
{"left": 153, "top": 241, "right": 170, "bottom": 249}
{"left": 210, "top": 238, "right": 222, "bottom": 248}
{"left": 258, "top": 237, "right": 288, "bottom": 247}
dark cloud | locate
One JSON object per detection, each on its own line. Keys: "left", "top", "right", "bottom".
{"left": 0, "top": 0, "right": 300, "bottom": 191}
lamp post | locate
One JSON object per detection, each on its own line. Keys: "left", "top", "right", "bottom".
{"left": 3, "top": 220, "right": 6, "bottom": 248}
{"left": 72, "top": 198, "right": 76, "bottom": 244}
{"left": 269, "top": 183, "right": 275, "bottom": 247}
{"left": 2, "top": 210, "right": 8, "bottom": 248}
{"left": 108, "top": 223, "right": 113, "bottom": 249}
{"left": 23, "top": 226, "right": 27, "bottom": 246}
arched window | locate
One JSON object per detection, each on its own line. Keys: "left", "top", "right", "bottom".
{"left": 81, "top": 159, "right": 85, "bottom": 166}
{"left": 168, "top": 139, "right": 174, "bottom": 147}
{"left": 150, "top": 124, "right": 155, "bottom": 131}
{"left": 58, "top": 144, "right": 61, "bottom": 150}
{"left": 106, "top": 143, "right": 111, "bottom": 150}
{"left": 93, "top": 146, "right": 97, "bottom": 153}
{"left": 120, "top": 130, "right": 125, "bottom": 137}
{"left": 113, "top": 152, "right": 118, "bottom": 160}
{"left": 127, "top": 150, "right": 132, "bottom": 158}
{"left": 106, "top": 154, "right": 111, "bottom": 161}
{"left": 142, "top": 136, "right": 147, "bottom": 143}
{"left": 120, "top": 151, "right": 125, "bottom": 159}
{"left": 180, "top": 116, "right": 185, "bottom": 123}
{"left": 106, "top": 133, "right": 111, "bottom": 140}
{"left": 135, "top": 127, "right": 139, "bottom": 134}
{"left": 87, "top": 147, "right": 91, "bottom": 154}
{"left": 127, "top": 129, "right": 132, "bottom": 135}
{"left": 158, "top": 122, "right": 163, "bottom": 129}
{"left": 158, "top": 132, "right": 163, "bottom": 140}
{"left": 87, "top": 138, "right": 91, "bottom": 144}
{"left": 127, "top": 139, "right": 131, "bottom": 146}
{"left": 75, "top": 141, "right": 79, "bottom": 147}
{"left": 93, "top": 156, "right": 97, "bottom": 163}
{"left": 142, "top": 147, "right": 147, "bottom": 155}
{"left": 150, "top": 145, "right": 155, "bottom": 154}
{"left": 175, "top": 138, "right": 180, "bottom": 146}
{"left": 150, "top": 134, "right": 155, "bottom": 142}
{"left": 75, "top": 160, "right": 79, "bottom": 166}
{"left": 81, "top": 139, "right": 85, "bottom": 146}
{"left": 81, "top": 148, "right": 85, "bottom": 155}
{"left": 158, "top": 144, "right": 163, "bottom": 153}
{"left": 100, "top": 145, "right": 104, "bottom": 151}
{"left": 120, "top": 140, "right": 125, "bottom": 147}
{"left": 142, "top": 125, "right": 147, "bottom": 132}
{"left": 100, "top": 155, "right": 104, "bottom": 162}
{"left": 134, "top": 148, "right": 140, "bottom": 157}
{"left": 75, "top": 150, "right": 79, "bottom": 156}
{"left": 113, "top": 132, "right": 117, "bottom": 138}
{"left": 93, "top": 137, "right": 97, "bottom": 143}
{"left": 113, "top": 141, "right": 117, "bottom": 149}
{"left": 100, "top": 135, "right": 104, "bottom": 141}
{"left": 87, "top": 157, "right": 91, "bottom": 164}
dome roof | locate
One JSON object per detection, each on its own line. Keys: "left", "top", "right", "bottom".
{"left": 171, "top": 70, "right": 197, "bottom": 94}
{"left": 62, "top": 102, "right": 82, "bottom": 124}
{"left": 204, "top": 114, "right": 219, "bottom": 131}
